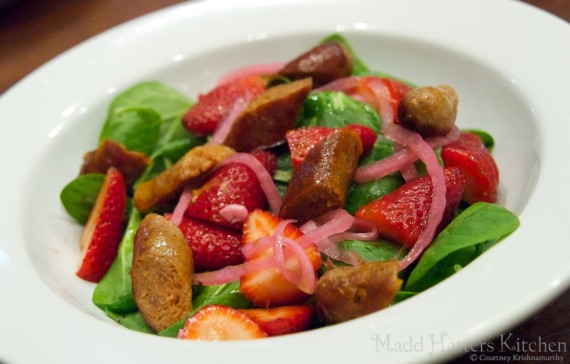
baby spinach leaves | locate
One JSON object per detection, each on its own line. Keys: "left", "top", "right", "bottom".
{"left": 345, "top": 175, "right": 402, "bottom": 215}
{"left": 60, "top": 173, "right": 105, "bottom": 224}
{"left": 405, "top": 202, "right": 520, "bottom": 292}
{"left": 300, "top": 91, "right": 382, "bottom": 133}
{"left": 60, "top": 82, "right": 200, "bottom": 225}
{"left": 99, "top": 81, "right": 194, "bottom": 155}
{"left": 92, "top": 205, "right": 140, "bottom": 313}
{"left": 339, "top": 239, "right": 406, "bottom": 262}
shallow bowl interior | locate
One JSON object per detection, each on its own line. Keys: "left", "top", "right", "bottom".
{"left": 22, "top": 30, "right": 540, "bottom": 321}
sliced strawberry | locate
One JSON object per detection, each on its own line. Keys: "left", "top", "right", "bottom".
{"left": 185, "top": 150, "right": 276, "bottom": 230}
{"left": 286, "top": 125, "right": 375, "bottom": 168}
{"left": 178, "top": 216, "right": 244, "bottom": 272}
{"left": 77, "top": 167, "right": 127, "bottom": 282}
{"left": 242, "top": 208, "right": 303, "bottom": 253}
{"left": 238, "top": 305, "right": 314, "bottom": 336}
{"left": 182, "top": 75, "right": 266, "bottom": 135}
{"left": 286, "top": 126, "right": 332, "bottom": 169}
{"left": 441, "top": 132, "right": 499, "bottom": 204}
{"left": 355, "top": 167, "right": 465, "bottom": 249}
{"left": 385, "top": 78, "right": 413, "bottom": 102}
{"left": 345, "top": 124, "right": 377, "bottom": 156}
{"left": 178, "top": 304, "right": 268, "bottom": 341}
{"left": 240, "top": 210, "right": 322, "bottom": 308}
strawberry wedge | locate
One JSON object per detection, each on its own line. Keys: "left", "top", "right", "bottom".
{"left": 239, "top": 305, "right": 314, "bottom": 336}
{"left": 178, "top": 304, "right": 267, "bottom": 340}
{"left": 286, "top": 124, "right": 376, "bottom": 169}
{"left": 185, "top": 150, "right": 276, "bottom": 230}
{"left": 182, "top": 75, "right": 266, "bottom": 135}
{"left": 240, "top": 210, "right": 322, "bottom": 308}
{"left": 356, "top": 167, "right": 465, "bottom": 249}
{"left": 441, "top": 132, "right": 499, "bottom": 204}
{"left": 77, "top": 167, "right": 127, "bottom": 282}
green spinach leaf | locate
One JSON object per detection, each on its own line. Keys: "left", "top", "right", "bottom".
{"left": 60, "top": 173, "right": 105, "bottom": 224}
{"left": 345, "top": 176, "right": 402, "bottom": 214}
{"left": 300, "top": 91, "right": 382, "bottom": 133}
{"left": 359, "top": 137, "right": 394, "bottom": 166}
{"left": 105, "top": 309, "right": 154, "bottom": 334}
{"left": 339, "top": 239, "right": 406, "bottom": 262}
{"left": 92, "top": 204, "right": 140, "bottom": 313}
{"left": 405, "top": 202, "right": 520, "bottom": 292}
{"left": 101, "top": 107, "right": 162, "bottom": 155}
{"left": 99, "top": 81, "right": 194, "bottom": 156}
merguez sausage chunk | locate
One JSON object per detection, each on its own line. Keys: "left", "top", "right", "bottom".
{"left": 131, "top": 213, "right": 194, "bottom": 333}
{"left": 279, "top": 128, "right": 362, "bottom": 223}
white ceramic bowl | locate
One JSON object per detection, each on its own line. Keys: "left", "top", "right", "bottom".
{"left": 1, "top": 0, "right": 569, "bottom": 363}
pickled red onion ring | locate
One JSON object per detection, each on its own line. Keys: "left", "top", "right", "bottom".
{"left": 208, "top": 96, "right": 251, "bottom": 145}
{"left": 271, "top": 220, "right": 296, "bottom": 283}
{"left": 394, "top": 143, "right": 418, "bottom": 182}
{"left": 298, "top": 210, "right": 376, "bottom": 265}
{"left": 382, "top": 123, "right": 447, "bottom": 270}
{"left": 219, "top": 204, "right": 249, "bottom": 224}
{"left": 219, "top": 153, "right": 282, "bottom": 213}
{"left": 297, "top": 209, "right": 354, "bottom": 247}
{"left": 279, "top": 236, "right": 316, "bottom": 293}
{"left": 195, "top": 218, "right": 317, "bottom": 294}
{"left": 272, "top": 220, "right": 316, "bottom": 294}
{"left": 169, "top": 186, "right": 192, "bottom": 227}
{"left": 327, "top": 216, "right": 378, "bottom": 243}
{"left": 193, "top": 257, "right": 273, "bottom": 286}
{"left": 361, "top": 76, "right": 395, "bottom": 125}
{"left": 193, "top": 264, "right": 246, "bottom": 286}
{"left": 355, "top": 126, "right": 460, "bottom": 183}
{"left": 216, "top": 62, "right": 285, "bottom": 85}
{"left": 195, "top": 209, "right": 375, "bottom": 287}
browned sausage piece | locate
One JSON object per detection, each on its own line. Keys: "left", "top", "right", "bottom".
{"left": 397, "top": 85, "right": 458, "bottom": 137}
{"left": 133, "top": 145, "right": 235, "bottom": 212}
{"left": 131, "top": 213, "right": 194, "bottom": 333}
{"left": 221, "top": 78, "right": 312, "bottom": 152}
{"left": 315, "top": 260, "right": 402, "bottom": 324}
{"left": 278, "top": 41, "right": 354, "bottom": 87}
{"left": 279, "top": 128, "right": 362, "bottom": 223}
{"left": 80, "top": 139, "right": 151, "bottom": 188}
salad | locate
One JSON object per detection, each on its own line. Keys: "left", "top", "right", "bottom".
{"left": 60, "top": 34, "right": 519, "bottom": 339}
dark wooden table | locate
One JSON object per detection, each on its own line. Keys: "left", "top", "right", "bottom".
{"left": 1, "top": 0, "right": 568, "bottom": 363}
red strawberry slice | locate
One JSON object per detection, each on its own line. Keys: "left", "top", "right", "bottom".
{"left": 77, "top": 167, "right": 127, "bottom": 282}
{"left": 355, "top": 167, "right": 465, "bottom": 249}
{"left": 242, "top": 208, "right": 303, "bottom": 254}
{"left": 286, "top": 125, "right": 376, "bottom": 168}
{"left": 345, "top": 124, "right": 377, "bottom": 156}
{"left": 385, "top": 78, "right": 413, "bottom": 102}
{"left": 238, "top": 305, "right": 314, "bottom": 336}
{"left": 240, "top": 210, "right": 322, "bottom": 308}
{"left": 286, "top": 126, "right": 332, "bottom": 169}
{"left": 182, "top": 75, "right": 266, "bottom": 135}
{"left": 178, "top": 216, "right": 244, "bottom": 272}
{"left": 185, "top": 150, "right": 276, "bottom": 230}
{"left": 441, "top": 132, "right": 499, "bottom": 204}
{"left": 178, "top": 304, "right": 267, "bottom": 340}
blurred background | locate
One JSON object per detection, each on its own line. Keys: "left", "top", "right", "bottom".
{"left": 0, "top": 0, "right": 568, "bottom": 363}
